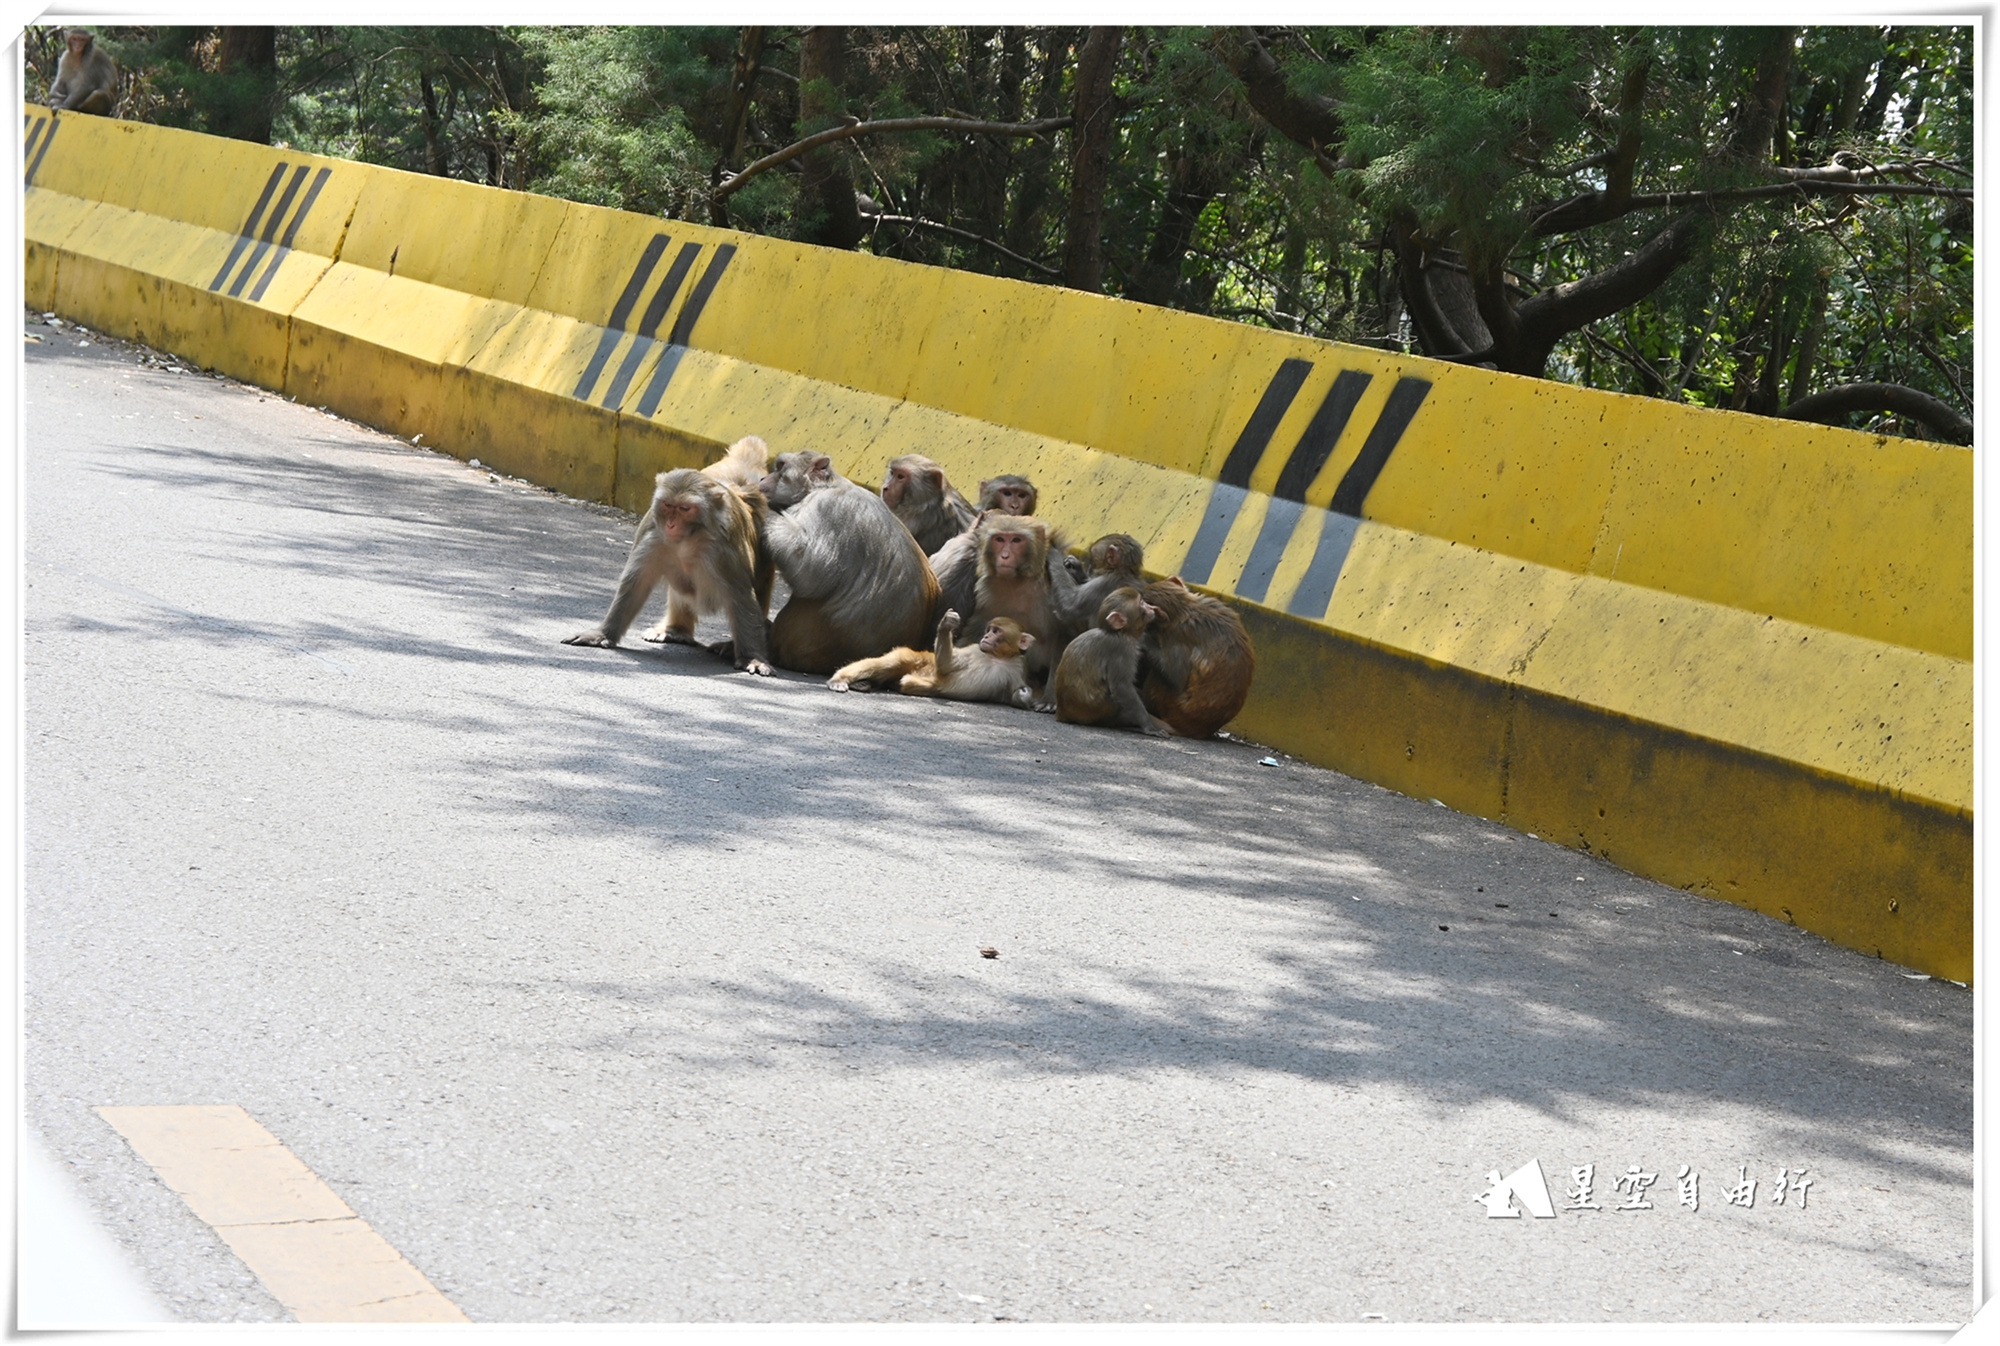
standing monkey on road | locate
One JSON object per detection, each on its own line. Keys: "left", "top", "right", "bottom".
{"left": 49, "top": 29, "right": 116, "bottom": 115}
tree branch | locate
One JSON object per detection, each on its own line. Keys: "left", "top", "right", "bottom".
{"left": 713, "top": 114, "right": 1074, "bottom": 203}
{"left": 868, "top": 214, "right": 1059, "bottom": 276}
{"left": 1214, "top": 27, "right": 1344, "bottom": 172}
{"left": 1780, "top": 383, "right": 1971, "bottom": 445}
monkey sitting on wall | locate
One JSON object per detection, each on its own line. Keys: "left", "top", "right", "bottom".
{"left": 1052, "top": 588, "right": 1175, "bottom": 736}
{"left": 49, "top": 29, "right": 116, "bottom": 115}
{"left": 827, "top": 610, "right": 1035, "bottom": 707}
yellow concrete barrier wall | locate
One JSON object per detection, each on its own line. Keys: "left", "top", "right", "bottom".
{"left": 23, "top": 107, "right": 1972, "bottom": 981}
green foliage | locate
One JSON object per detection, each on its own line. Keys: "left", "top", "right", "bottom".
{"left": 73, "top": 22, "right": 1971, "bottom": 432}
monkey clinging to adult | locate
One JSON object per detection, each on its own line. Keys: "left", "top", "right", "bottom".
{"left": 1052, "top": 588, "right": 1175, "bottom": 736}
{"left": 881, "top": 454, "right": 978, "bottom": 554}
{"left": 827, "top": 611, "right": 1035, "bottom": 708}
{"left": 1138, "top": 576, "right": 1255, "bottom": 737}
{"left": 49, "top": 29, "right": 116, "bottom": 115}
{"left": 562, "top": 438, "right": 775, "bottom": 675}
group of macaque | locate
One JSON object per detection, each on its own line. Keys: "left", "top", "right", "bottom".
{"left": 565, "top": 437, "right": 1254, "bottom": 738}
{"left": 47, "top": 29, "right": 116, "bottom": 115}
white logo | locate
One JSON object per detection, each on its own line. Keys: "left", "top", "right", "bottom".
{"left": 1475, "top": 1159, "right": 1556, "bottom": 1219}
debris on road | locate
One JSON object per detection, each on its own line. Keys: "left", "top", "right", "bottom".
{"left": 979, "top": 946, "right": 999, "bottom": 959}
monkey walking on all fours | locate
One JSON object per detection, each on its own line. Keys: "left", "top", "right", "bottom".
{"left": 49, "top": 29, "right": 117, "bottom": 115}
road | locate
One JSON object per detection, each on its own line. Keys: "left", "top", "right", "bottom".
{"left": 21, "top": 310, "right": 1974, "bottom": 1327}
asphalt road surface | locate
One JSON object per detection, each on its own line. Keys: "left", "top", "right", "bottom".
{"left": 21, "top": 311, "right": 1974, "bottom": 1327}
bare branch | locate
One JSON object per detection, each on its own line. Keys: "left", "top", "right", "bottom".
{"left": 1780, "top": 383, "right": 1972, "bottom": 445}
{"left": 713, "top": 114, "right": 1074, "bottom": 203}
{"left": 869, "top": 214, "right": 1059, "bottom": 276}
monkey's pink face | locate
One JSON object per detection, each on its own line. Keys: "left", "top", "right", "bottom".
{"left": 882, "top": 466, "right": 911, "bottom": 506}
{"left": 978, "top": 623, "right": 1010, "bottom": 654}
{"left": 68, "top": 34, "right": 89, "bottom": 54}
{"left": 987, "top": 531, "right": 1029, "bottom": 576}
{"left": 657, "top": 498, "right": 701, "bottom": 539}
{"left": 991, "top": 486, "right": 1032, "bottom": 515}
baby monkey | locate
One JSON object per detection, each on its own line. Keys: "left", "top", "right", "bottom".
{"left": 1052, "top": 587, "right": 1175, "bottom": 736}
{"left": 828, "top": 610, "right": 1036, "bottom": 708}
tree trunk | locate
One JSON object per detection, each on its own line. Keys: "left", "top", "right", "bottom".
{"left": 793, "top": 26, "right": 868, "bottom": 250}
{"left": 1003, "top": 29, "right": 1074, "bottom": 260}
{"left": 1060, "top": 26, "right": 1124, "bottom": 293}
{"left": 419, "top": 71, "right": 447, "bottom": 176}
{"left": 215, "top": 26, "right": 276, "bottom": 144}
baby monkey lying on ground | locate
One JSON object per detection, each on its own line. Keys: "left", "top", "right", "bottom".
{"left": 827, "top": 610, "right": 1036, "bottom": 707}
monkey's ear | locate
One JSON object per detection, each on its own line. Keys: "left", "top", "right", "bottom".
{"left": 1017, "top": 631, "right": 1036, "bottom": 649}
{"left": 1139, "top": 601, "right": 1160, "bottom": 621}
{"left": 809, "top": 454, "right": 832, "bottom": 480}
{"left": 1106, "top": 611, "right": 1127, "bottom": 630}
{"left": 925, "top": 469, "right": 943, "bottom": 488}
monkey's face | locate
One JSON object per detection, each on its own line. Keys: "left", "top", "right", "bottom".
{"left": 68, "top": 33, "right": 90, "bottom": 55}
{"left": 986, "top": 530, "right": 1030, "bottom": 577}
{"left": 656, "top": 496, "right": 702, "bottom": 540}
{"left": 881, "top": 465, "right": 910, "bottom": 506}
{"left": 989, "top": 484, "right": 1033, "bottom": 515}
{"left": 979, "top": 621, "right": 1023, "bottom": 655}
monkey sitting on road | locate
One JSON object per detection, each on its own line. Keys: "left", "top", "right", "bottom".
{"left": 1138, "top": 576, "right": 1255, "bottom": 737}
{"left": 1052, "top": 588, "right": 1175, "bottom": 736}
{"left": 881, "top": 453, "right": 977, "bottom": 554}
{"left": 827, "top": 611, "right": 1035, "bottom": 707}
{"left": 49, "top": 29, "right": 116, "bottom": 115}
{"left": 757, "top": 450, "right": 940, "bottom": 674}
{"left": 1052, "top": 532, "right": 1145, "bottom": 642}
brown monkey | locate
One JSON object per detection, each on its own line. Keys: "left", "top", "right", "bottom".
{"left": 49, "top": 30, "right": 116, "bottom": 115}
{"left": 1053, "top": 589, "right": 1174, "bottom": 736}
{"left": 881, "top": 453, "right": 977, "bottom": 554}
{"left": 967, "top": 513, "right": 1064, "bottom": 693}
{"left": 563, "top": 454, "right": 775, "bottom": 675}
{"left": 639, "top": 435, "right": 770, "bottom": 645}
{"left": 1138, "top": 577, "right": 1255, "bottom": 737}
{"left": 827, "top": 611, "right": 1036, "bottom": 707}
{"left": 1053, "top": 532, "right": 1146, "bottom": 640}
{"left": 757, "top": 450, "right": 940, "bottom": 674}
{"left": 978, "top": 474, "right": 1038, "bottom": 516}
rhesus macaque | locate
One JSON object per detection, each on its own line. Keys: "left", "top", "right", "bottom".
{"left": 1138, "top": 576, "right": 1255, "bottom": 737}
{"left": 827, "top": 611, "right": 1035, "bottom": 708}
{"left": 1053, "top": 588, "right": 1174, "bottom": 736}
{"left": 1053, "top": 532, "right": 1146, "bottom": 640}
{"left": 978, "top": 474, "right": 1038, "bottom": 516}
{"left": 757, "top": 450, "right": 940, "bottom": 674}
{"left": 49, "top": 29, "right": 116, "bottom": 114}
{"left": 967, "top": 513, "right": 1063, "bottom": 693}
{"left": 637, "top": 435, "right": 770, "bottom": 646}
{"left": 563, "top": 444, "right": 775, "bottom": 675}
{"left": 881, "top": 453, "right": 977, "bottom": 554}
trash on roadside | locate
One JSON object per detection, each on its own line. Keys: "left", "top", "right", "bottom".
{"left": 979, "top": 946, "right": 998, "bottom": 959}
{"left": 1259, "top": 756, "right": 1279, "bottom": 766}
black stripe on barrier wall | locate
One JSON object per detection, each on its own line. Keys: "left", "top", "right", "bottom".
{"left": 635, "top": 244, "right": 737, "bottom": 418}
{"left": 24, "top": 113, "right": 58, "bottom": 187}
{"left": 228, "top": 166, "right": 310, "bottom": 298}
{"left": 1279, "top": 375, "right": 1434, "bottom": 620}
{"left": 1326, "top": 377, "right": 1432, "bottom": 517}
{"left": 1179, "top": 358, "right": 1314, "bottom": 584}
{"left": 211, "top": 165, "right": 288, "bottom": 290}
{"left": 571, "top": 234, "right": 670, "bottom": 400}
{"left": 598, "top": 241, "right": 701, "bottom": 410}
{"left": 246, "top": 167, "right": 331, "bottom": 302}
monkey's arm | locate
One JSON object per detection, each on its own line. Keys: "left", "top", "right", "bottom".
{"left": 563, "top": 522, "right": 659, "bottom": 646}
{"left": 932, "top": 611, "right": 962, "bottom": 677}
{"left": 1108, "top": 647, "right": 1174, "bottom": 736}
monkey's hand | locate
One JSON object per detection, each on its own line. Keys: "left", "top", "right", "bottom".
{"left": 827, "top": 676, "right": 852, "bottom": 692}
{"left": 562, "top": 630, "right": 616, "bottom": 647}
{"left": 741, "top": 658, "right": 775, "bottom": 677}
{"left": 1143, "top": 716, "right": 1176, "bottom": 738}
{"left": 642, "top": 623, "right": 699, "bottom": 645}
{"left": 938, "top": 609, "right": 962, "bottom": 636}
{"left": 1011, "top": 686, "right": 1036, "bottom": 710}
